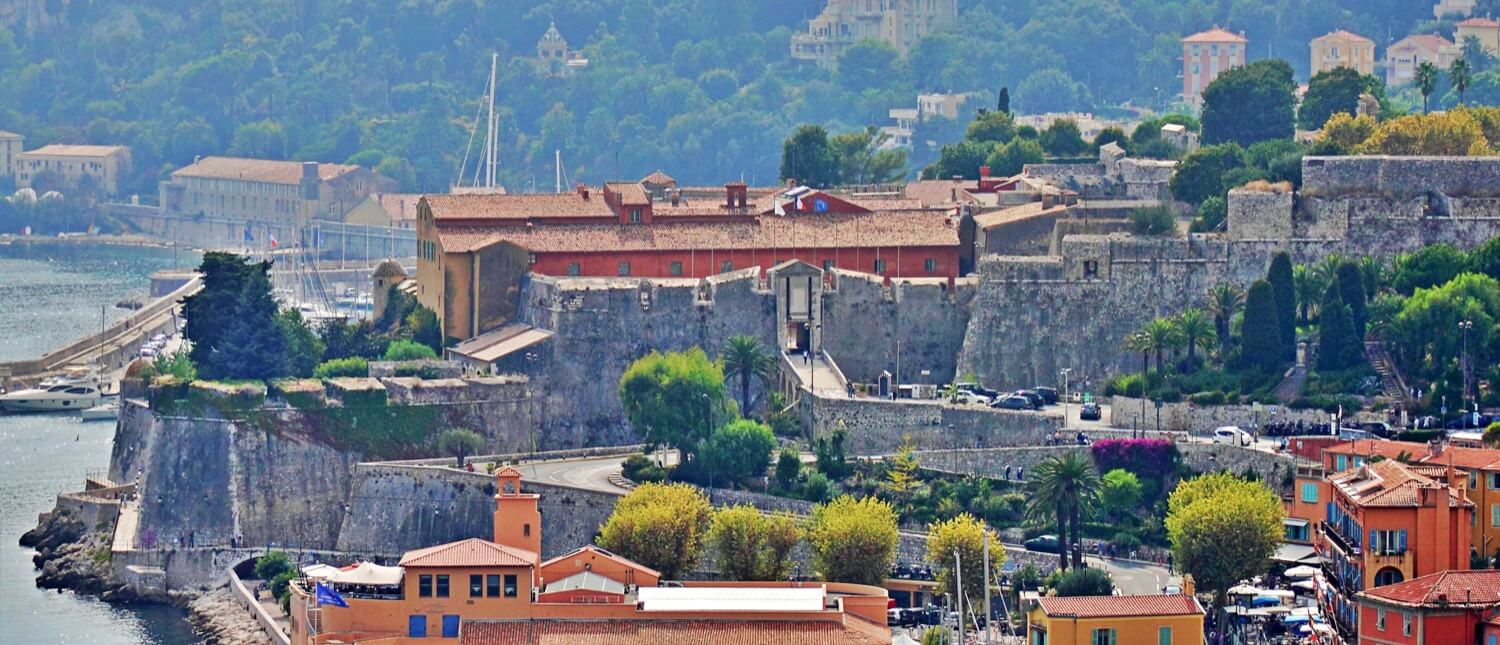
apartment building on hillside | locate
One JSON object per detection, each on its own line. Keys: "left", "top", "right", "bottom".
{"left": 17, "top": 144, "right": 131, "bottom": 196}
{"left": 1181, "top": 27, "right": 1248, "bottom": 108}
{"left": 791, "top": 0, "right": 958, "bottom": 68}
{"left": 1311, "top": 30, "right": 1377, "bottom": 77}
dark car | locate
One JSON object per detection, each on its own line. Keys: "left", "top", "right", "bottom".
{"left": 1446, "top": 413, "right": 1492, "bottom": 430}
{"left": 1014, "top": 390, "right": 1045, "bottom": 409}
{"left": 956, "top": 382, "right": 1001, "bottom": 399}
{"left": 917, "top": 606, "right": 943, "bottom": 626}
{"left": 992, "top": 395, "right": 1031, "bottom": 410}
{"left": 1033, "top": 387, "right": 1060, "bottom": 405}
{"left": 1024, "top": 534, "right": 1061, "bottom": 553}
{"left": 1079, "top": 402, "right": 1102, "bottom": 421}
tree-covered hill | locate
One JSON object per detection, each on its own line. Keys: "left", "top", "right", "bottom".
{"left": 0, "top": 0, "right": 1435, "bottom": 196}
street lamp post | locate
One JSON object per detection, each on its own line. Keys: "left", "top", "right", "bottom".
{"left": 1460, "top": 320, "right": 1474, "bottom": 415}
{"left": 1060, "top": 368, "right": 1072, "bottom": 429}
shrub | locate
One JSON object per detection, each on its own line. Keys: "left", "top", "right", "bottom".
{"left": 254, "top": 550, "right": 293, "bottom": 581}
{"left": 622, "top": 454, "right": 668, "bottom": 483}
{"left": 1131, "top": 205, "right": 1177, "bottom": 236}
{"left": 270, "top": 570, "right": 297, "bottom": 601}
{"left": 1187, "top": 391, "right": 1227, "bottom": 405}
{"left": 1104, "top": 373, "right": 1146, "bottom": 397}
{"left": 383, "top": 339, "right": 438, "bottom": 361}
{"left": 313, "top": 357, "right": 369, "bottom": 379}
{"left": 1112, "top": 532, "right": 1143, "bottom": 551}
{"left": 802, "top": 471, "right": 832, "bottom": 502}
{"left": 1051, "top": 567, "right": 1115, "bottom": 597}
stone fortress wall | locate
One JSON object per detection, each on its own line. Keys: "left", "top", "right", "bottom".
{"left": 957, "top": 156, "right": 1500, "bottom": 390}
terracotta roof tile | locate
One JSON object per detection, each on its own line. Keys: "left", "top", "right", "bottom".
{"left": 1183, "top": 27, "right": 1247, "bottom": 43}
{"left": 539, "top": 545, "right": 661, "bottom": 579}
{"left": 1314, "top": 29, "right": 1374, "bottom": 44}
{"left": 377, "top": 193, "right": 425, "bottom": 222}
{"left": 1036, "top": 594, "right": 1204, "bottom": 618}
{"left": 1360, "top": 570, "right": 1500, "bottom": 607}
{"left": 1460, "top": 17, "right": 1500, "bottom": 28}
{"left": 172, "top": 156, "right": 358, "bottom": 184}
{"left": 434, "top": 210, "right": 959, "bottom": 254}
{"left": 1391, "top": 33, "right": 1455, "bottom": 53}
{"left": 605, "top": 182, "right": 650, "bottom": 205}
{"left": 399, "top": 538, "right": 537, "bottom": 568}
{"left": 425, "top": 193, "right": 615, "bottom": 221}
{"left": 21, "top": 144, "right": 128, "bottom": 158}
{"left": 1328, "top": 458, "right": 1470, "bottom": 507}
{"left": 1327, "top": 439, "right": 1500, "bottom": 470}
{"left": 641, "top": 170, "right": 676, "bottom": 185}
{"left": 459, "top": 619, "right": 888, "bottom": 645}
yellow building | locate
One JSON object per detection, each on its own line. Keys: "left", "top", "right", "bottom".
{"left": 0, "top": 130, "right": 23, "bottom": 179}
{"left": 1311, "top": 30, "right": 1376, "bottom": 77}
{"left": 1026, "top": 594, "right": 1205, "bottom": 645}
{"left": 1458, "top": 17, "right": 1500, "bottom": 54}
{"left": 17, "top": 144, "right": 131, "bottom": 196}
{"left": 790, "top": 0, "right": 958, "bottom": 67}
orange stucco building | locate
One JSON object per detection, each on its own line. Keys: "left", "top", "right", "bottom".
{"left": 1318, "top": 457, "right": 1473, "bottom": 640}
{"left": 289, "top": 468, "right": 891, "bottom": 644}
{"left": 1025, "top": 594, "right": 1206, "bottom": 645}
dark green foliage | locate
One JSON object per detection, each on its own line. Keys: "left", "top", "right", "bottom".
{"left": 1336, "top": 261, "right": 1369, "bottom": 339}
{"left": 815, "top": 426, "right": 851, "bottom": 479}
{"left": 319, "top": 320, "right": 385, "bottom": 361}
{"left": 774, "top": 447, "right": 801, "bottom": 490}
{"left": 1471, "top": 236, "right": 1500, "bottom": 281}
{"left": 375, "top": 284, "right": 417, "bottom": 333}
{"left": 207, "top": 268, "right": 290, "bottom": 380}
{"left": 622, "top": 454, "right": 668, "bottom": 483}
{"left": 703, "top": 419, "right": 776, "bottom": 483}
{"left": 780, "top": 124, "right": 838, "bottom": 188}
{"left": 1240, "top": 280, "right": 1284, "bottom": 372}
{"left": 924, "top": 140, "right": 993, "bottom": 180}
{"left": 1298, "top": 68, "right": 1382, "bottom": 130}
{"left": 435, "top": 428, "right": 485, "bottom": 467}
{"left": 1317, "top": 282, "right": 1362, "bottom": 371}
{"left": 1192, "top": 196, "right": 1228, "bottom": 232}
{"left": 279, "top": 309, "right": 325, "bottom": 378}
{"left": 985, "top": 138, "right": 1045, "bottom": 177}
{"left": 184, "top": 253, "right": 263, "bottom": 372}
{"left": 1051, "top": 567, "right": 1115, "bottom": 597}
{"left": 965, "top": 110, "right": 1017, "bottom": 145}
{"left": 1202, "top": 60, "right": 1297, "bottom": 147}
{"left": 1268, "top": 253, "right": 1296, "bottom": 359}
{"left": 1040, "top": 119, "right": 1088, "bottom": 156}
{"left": 997, "top": 87, "right": 1010, "bottom": 114}
{"left": 1130, "top": 205, "right": 1177, "bottom": 236}
{"left": 405, "top": 306, "right": 443, "bottom": 354}
{"left": 1169, "top": 143, "right": 1247, "bottom": 206}
{"left": 313, "top": 357, "right": 369, "bottom": 379}
{"left": 270, "top": 571, "right": 297, "bottom": 603}
{"left": 1093, "top": 127, "right": 1130, "bottom": 152}
{"left": 1393, "top": 244, "right": 1467, "bottom": 294}
{"left": 254, "top": 551, "right": 293, "bottom": 581}
{"left": 383, "top": 339, "right": 438, "bottom": 361}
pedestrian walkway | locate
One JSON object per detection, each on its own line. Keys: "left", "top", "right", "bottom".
{"left": 785, "top": 352, "right": 848, "bottom": 398}
{"left": 112, "top": 499, "right": 140, "bottom": 552}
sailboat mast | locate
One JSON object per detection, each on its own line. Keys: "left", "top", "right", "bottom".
{"left": 485, "top": 53, "right": 498, "bottom": 190}
{"left": 555, "top": 150, "right": 561, "bottom": 193}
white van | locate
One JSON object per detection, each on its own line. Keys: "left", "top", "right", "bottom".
{"left": 1213, "top": 426, "right": 1252, "bottom": 446}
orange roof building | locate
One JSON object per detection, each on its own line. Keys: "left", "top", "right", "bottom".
{"left": 1027, "top": 594, "right": 1205, "bottom": 645}
{"left": 1181, "top": 27, "right": 1248, "bottom": 107}
{"left": 1357, "top": 570, "right": 1500, "bottom": 645}
{"left": 160, "top": 156, "right": 396, "bottom": 229}
{"left": 289, "top": 470, "right": 892, "bottom": 645}
{"left": 1318, "top": 455, "right": 1473, "bottom": 640}
{"left": 414, "top": 179, "right": 966, "bottom": 340}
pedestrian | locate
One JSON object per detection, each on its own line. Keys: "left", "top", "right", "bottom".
{"left": 1004, "top": 465, "right": 1012, "bottom": 480}
{"left": 1017, "top": 466, "right": 1024, "bottom": 480}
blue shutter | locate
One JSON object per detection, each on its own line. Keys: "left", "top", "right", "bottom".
{"left": 408, "top": 615, "right": 427, "bottom": 638}
{"left": 1399, "top": 529, "right": 1407, "bottom": 553}
{"left": 1370, "top": 528, "right": 1377, "bottom": 551}
{"left": 442, "top": 615, "right": 460, "bottom": 638}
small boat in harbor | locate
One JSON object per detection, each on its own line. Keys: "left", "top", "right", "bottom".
{"left": 81, "top": 399, "right": 120, "bottom": 422}
{"left": 0, "top": 380, "right": 103, "bottom": 412}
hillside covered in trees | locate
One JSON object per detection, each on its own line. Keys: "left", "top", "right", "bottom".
{"left": 1, "top": 1, "right": 1439, "bottom": 196}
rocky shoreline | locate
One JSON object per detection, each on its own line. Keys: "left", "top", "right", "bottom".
{"left": 19, "top": 506, "right": 144, "bottom": 601}
{"left": 188, "top": 588, "right": 275, "bottom": 644}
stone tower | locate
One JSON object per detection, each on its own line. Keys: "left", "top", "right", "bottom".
{"left": 371, "top": 259, "right": 408, "bottom": 322}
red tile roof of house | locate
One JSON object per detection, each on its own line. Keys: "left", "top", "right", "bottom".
{"left": 641, "top": 170, "right": 676, "bottom": 186}
{"left": 459, "top": 619, "right": 889, "bottom": 645}
{"left": 1328, "top": 458, "right": 1470, "bottom": 507}
{"left": 399, "top": 538, "right": 538, "bottom": 568}
{"left": 1391, "top": 33, "right": 1455, "bottom": 53}
{"left": 1035, "top": 594, "right": 1204, "bottom": 618}
{"left": 1314, "top": 30, "right": 1374, "bottom": 44}
{"left": 433, "top": 210, "right": 959, "bottom": 254}
{"left": 1183, "top": 27, "right": 1247, "bottom": 43}
{"left": 605, "top": 182, "right": 650, "bottom": 205}
{"left": 425, "top": 193, "right": 616, "bottom": 221}
{"left": 1360, "top": 570, "right": 1500, "bottom": 608}
{"left": 1460, "top": 17, "right": 1500, "bottom": 28}
{"left": 377, "top": 193, "right": 425, "bottom": 222}
{"left": 539, "top": 545, "right": 662, "bottom": 579}
{"left": 171, "top": 156, "right": 358, "bottom": 184}
{"left": 1328, "top": 439, "right": 1500, "bottom": 471}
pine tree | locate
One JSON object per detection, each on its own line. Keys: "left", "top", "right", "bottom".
{"left": 1335, "top": 260, "right": 1367, "bottom": 340}
{"left": 1316, "top": 281, "right": 1359, "bottom": 371}
{"left": 1240, "top": 280, "right": 1284, "bottom": 373}
{"left": 1267, "top": 252, "right": 1296, "bottom": 360}
{"left": 997, "top": 87, "right": 1011, "bottom": 114}
{"left": 210, "top": 268, "right": 290, "bottom": 380}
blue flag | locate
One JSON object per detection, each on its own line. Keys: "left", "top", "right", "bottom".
{"left": 243, "top": 226, "right": 254, "bottom": 244}
{"left": 315, "top": 582, "right": 349, "bottom": 608}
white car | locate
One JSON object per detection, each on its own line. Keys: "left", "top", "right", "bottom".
{"left": 1213, "top": 426, "right": 1252, "bottom": 446}
{"left": 956, "top": 391, "right": 992, "bottom": 406}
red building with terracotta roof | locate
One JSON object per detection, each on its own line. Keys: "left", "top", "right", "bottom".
{"left": 1357, "top": 570, "right": 1500, "bottom": 645}
{"left": 414, "top": 177, "right": 966, "bottom": 340}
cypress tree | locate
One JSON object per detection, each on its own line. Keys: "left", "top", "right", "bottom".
{"left": 210, "top": 268, "right": 290, "bottom": 380}
{"left": 1240, "top": 280, "right": 1284, "bottom": 373}
{"left": 1335, "top": 261, "right": 1367, "bottom": 340}
{"left": 1316, "top": 280, "right": 1359, "bottom": 371}
{"left": 1267, "top": 252, "right": 1296, "bottom": 360}
{"left": 998, "top": 87, "right": 1011, "bottom": 114}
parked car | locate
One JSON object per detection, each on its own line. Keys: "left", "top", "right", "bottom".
{"left": 955, "top": 391, "right": 992, "bottom": 406}
{"left": 1163, "top": 584, "right": 1183, "bottom": 595}
{"left": 1079, "top": 402, "right": 1102, "bottom": 421}
{"left": 1033, "top": 387, "right": 1060, "bottom": 405}
{"left": 992, "top": 395, "right": 1031, "bottom": 410}
{"left": 916, "top": 607, "right": 943, "bottom": 626}
{"left": 1213, "top": 426, "right": 1252, "bottom": 446}
{"left": 1014, "top": 390, "right": 1045, "bottom": 409}
{"left": 1024, "top": 534, "right": 1061, "bottom": 553}
{"left": 956, "top": 382, "right": 1001, "bottom": 399}
{"left": 1446, "top": 413, "right": 1492, "bottom": 430}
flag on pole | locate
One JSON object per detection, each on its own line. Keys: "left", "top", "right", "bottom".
{"left": 269, "top": 233, "right": 279, "bottom": 249}
{"left": 315, "top": 582, "right": 349, "bottom": 608}
{"left": 794, "top": 195, "right": 804, "bottom": 212}
{"left": 243, "top": 226, "right": 254, "bottom": 244}
{"left": 773, "top": 200, "right": 785, "bottom": 216}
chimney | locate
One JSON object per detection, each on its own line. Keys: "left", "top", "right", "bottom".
{"left": 979, "top": 166, "right": 990, "bottom": 179}
{"left": 576, "top": 183, "right": 590, "bottom": 200}
{"left": 786, "top": 178, "right": 796, "bottom": 188}
{"left": 670, "top": 190, "right": 680, "bottom": 206}
{"left": 300, "top": 162, "right": 320, "bottom": 200}
{"left": 1429, "top": 439, "right": 1445, "bottom": 460}
{"left": 1041, "top": 193, "right": 1055, "bottom": 209}
{"left": 724, "top": 182, "right": 748, "bottom": 209}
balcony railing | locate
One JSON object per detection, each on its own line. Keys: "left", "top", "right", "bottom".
{"left": 1321, "top": 521, "right": 1361, "bottom": 556}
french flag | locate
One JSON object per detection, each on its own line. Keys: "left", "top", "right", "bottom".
{"left": 269, "top": 233, "right": 279, "bottom": 249}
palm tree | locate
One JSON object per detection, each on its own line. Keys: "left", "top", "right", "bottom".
{"left": 1452, "top": 58, "right": 1473, "bottom": 106}
{"left": 1123, "top": 331, "right": 1151, "bottom": 375}
{"left": 721, "top": 335, "right": 772, "bottom": 416}
{"left": 1206, "top": 284, "right": 1243, "bottom": 359}
{"left": 1293, "top": 264, "right": 1322, "bottom": 325}
{"left": 1175, "top": 309, "right": 1216, "bottom": 370}
{"left": 1027, "top": 453, "right": 1101, "bottom": 570}
{"left": 1416, "top": 61, "right": 1440, "bottom": 114}
{"left": 1144, "top": 318, "right": 1184, "bottom": 374}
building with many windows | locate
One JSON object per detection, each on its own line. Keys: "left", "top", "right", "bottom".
{"left": 1025, "top": 594, "right": 1205, "bottom": 645}
{"left": 1318, "top": 457, "right": 1473, "bottom": 640}
{"left": 1311, "top": 30, "right": 1377, "bottom": 77}
{"left": 791, "top": 0, "right": 959, "bottom": 68}
{"left": 1357, "top": 570, "right": 1500, "bottom": 645}
{"left": 17, "top": 144, "right": 131, "bottom": 196}
{"left": 1459, "top": 17, "right": 1500, "bottom": 54}
{"left": 159, "top": 156, "right": 396, "bottom": 227}
{"left": 0, "top": 130, "right": 23, "bottom": 179}
{"left": 1181, "top": 27, "right": 1248, "bottom": 108}
{"left": 414, "top": 176, "right": 964, "bottom": 340}
{"left": 289, "top": 468, "right": 892, "bottom": 644}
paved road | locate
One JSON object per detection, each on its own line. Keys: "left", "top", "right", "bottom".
{"left": 516, "top": 455, "right": 633, "bottom": 492}
{"left": 1086, "top": 555, "right": 1179, "bottom": 596}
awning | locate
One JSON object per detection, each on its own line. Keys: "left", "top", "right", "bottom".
{"left": 1283, "top": 518, "right": 1310, "bottom": 527}
{"left": 1273, "top": 543, "right": 1319, "bottom": 564}
{"left": 1285, "top": 565, "right": 1320, "bottom": 578}
{"left": 328, "top": 562, "right": 404, "bottom": 586}
{"left": 448, "top": 323, "right": 554, "bottom": 364}
{"left": 301, "top": 563, "right": 341, "bottom": 579}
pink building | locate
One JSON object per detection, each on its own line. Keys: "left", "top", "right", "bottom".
{"left": 1182, "top": 27, "right": 1249, "bottom": 108}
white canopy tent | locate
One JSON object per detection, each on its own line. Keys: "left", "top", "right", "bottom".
{"left": 1285, "top": 565, "right": 1320, "bottom": 578}
{"left": 328, "top": 562, "right": 404, "bottom": 586}
{"left": 300, "top": 563, "right": 341, "bottom": 579}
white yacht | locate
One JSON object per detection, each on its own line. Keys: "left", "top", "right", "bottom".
{"left": 0, "top": 380, "right": 103, "bottom": 412}
{"left": 81, "top": 399, "right": 121, "bottom": 421}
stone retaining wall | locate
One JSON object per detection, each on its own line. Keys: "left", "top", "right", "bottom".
{"left": 798, "top": 394, "right": 1062, "bottom": 455}
{"left": 1109, "top": 395, "right": 1331, "bottom": 434}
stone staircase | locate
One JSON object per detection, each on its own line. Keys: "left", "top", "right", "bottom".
{"left": 1365, "top": 341, "right": 1410, "bottom": 404}
{"left": 1272, "top": 365, "right": 1308, "bottom": 402}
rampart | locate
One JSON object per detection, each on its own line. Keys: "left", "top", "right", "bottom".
{"left": 914, "top": 442, "right": 1296, "bottom": 496}
{"left": 1108, "top": 395, "right": 1333, "bottom": 434}
{"left": 798, "top": 392, "right": 1062, "bottom": 455}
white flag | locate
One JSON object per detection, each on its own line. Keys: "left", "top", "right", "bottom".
{"left": 795, "top": 195, "right": 803, "bottom": 212}
{"left": 773, "top": 200, "right": 785, "bottom": 216}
